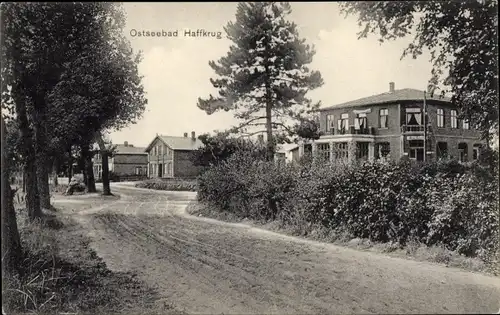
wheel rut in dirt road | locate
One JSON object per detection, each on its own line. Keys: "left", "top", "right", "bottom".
{"left": 74, "top": 184, "right": 500, "bottom": 314}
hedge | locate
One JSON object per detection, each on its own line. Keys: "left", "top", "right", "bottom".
{"left": 135, "top": 178, "right": 197, "bottom": 192}
{"left": 198, "top": 151, "right": 499, "bottom": 261}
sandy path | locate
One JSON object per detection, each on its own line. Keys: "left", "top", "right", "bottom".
{"left": 59, "top": 184, "right": 500, "bottom": 314}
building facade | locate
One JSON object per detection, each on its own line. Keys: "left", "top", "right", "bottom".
{"left": 292, "top": 83, "right": 484, "bottom": 163}
{"left": 145, "top": 131, "right": 204, "bottom": 179}
{"left": 93, "top": 141, "right": 148, "bottom": 179}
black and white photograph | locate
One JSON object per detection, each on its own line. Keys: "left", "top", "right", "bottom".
{"left": 1, "top": 2, "right": 499, "bottom": 314}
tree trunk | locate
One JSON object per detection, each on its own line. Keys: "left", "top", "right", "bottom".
{"left": 263, "top": 59, "right": 275, "bottom": 162}
{"left": 85, "top": 158, "right": 96, "bottom": 193}
{"left": 22, "top": 171, "right": 26, "bottom": 193}
{"left": 53, "top": 157, "right": 59, "bottom": 187}
{"left": 35, "top": 152, "right": 51, "bottom": 209}
{"left": 68, "top": 147, "right": 73, "bottom": 180}
{"left": 82, "top": 145, "right": 96, "bottom": 193}
{"left": 101, "top": 153, "right": 111, "bottom": 195}
{"left": 32, "top": 95, "right": 51, "bottom": 209}
{"left": 265, "top": 88, "right": 275, "bottom": 161}
{"left": 79, "top": 145, "right": 87, "bottom": 185}
{"left": 25, "top": 155, "right": 41, "bottom": 220}
{"left": 1, "top": 117, "right": 22, "bottom": 277}
{"left": 95, "top": 132, "right": 112, "bottom": 195}
{"left": 14, "top": 86, "right": 41, "bottom": 220}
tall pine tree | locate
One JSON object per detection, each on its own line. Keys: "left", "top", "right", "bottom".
{"left": 197, "top": 2, "right": 323, "bottom": 160}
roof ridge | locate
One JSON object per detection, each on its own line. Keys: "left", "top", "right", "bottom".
{"left": 319, "top": 87, "right": 450, "bottom": 111}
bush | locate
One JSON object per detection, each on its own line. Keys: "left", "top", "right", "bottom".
{"left": 135, "top": 178, "right": 197, "bottom": 192}
{"left": 197, "top": 153, "right": 499, "bottom": 261}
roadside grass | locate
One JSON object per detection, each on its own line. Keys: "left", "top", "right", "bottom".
{"left": 3, "top": 200, "right": 184, "bottom": 314}
{"left": 135, "top": 178, "right": 197, "bottom": 192}
{"left": 187, "top": 202, "right": 499, "bottom": 277}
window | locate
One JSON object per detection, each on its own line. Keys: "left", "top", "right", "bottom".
{"left": 326, "top": 114, "right": 335, "bottom": 133}
{"left": 375, "top": 142, "right": 390, "bottom": 159}
{"left": 463, "top": 119, "right": 470, "bottom": 130}
{"left": 338, "top": 113, "right": 349, "bottom": 134}
{"left": 406, "top": 108, "right": 422, "bottom": 125}
{"left": 317, "top": 143, "right": 330, "bottom": 162}
{"left": 135, "top": 166, "right": 142, "bottom": 175}
{"left": 408, "top": 140, "right": 424, "bottom": 161}
{"left": 436, "top": 142, "right": 448, "bottom": 159}
{"left": 458, "top": 143, "right": 468, "bottom": 162}
{"left": 472, "top": 148, "right": 479, "bottom": 160}
{"left": 437, "top": 108, "right": 444, "bottom": 128}
{"left": 165, "top": 162, "right": 172, "bottom": 176}
{"left": 354, "top": 113, "right": 367, "bottom": 130}
{"left": 356, "top": 142, "right": 369, "bottom": 160}
{"left": 451, "top": 110, "right": 458, "bottom": 128}
{"left": 333, "top": 142, "right": 348, "bottom": 160}
{"left": 379, "top": 109, "right": 388, "bottom": 128}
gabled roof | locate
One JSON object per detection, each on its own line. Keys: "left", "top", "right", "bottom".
{"left": 114, "top": 144, "right": 148, "bottom": 155}
{"left": 145, "top": 135, "right": 204, "bottom": 152}
{"left": 319, "top": 88, "right": 452, "bottom": 111}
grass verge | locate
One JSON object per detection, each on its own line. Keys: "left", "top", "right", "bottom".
{"left": 2, "top": 209, "right": 184, "bottom": 314}
{"left": 187, "top": 202, "right": 499, "bottom": 277}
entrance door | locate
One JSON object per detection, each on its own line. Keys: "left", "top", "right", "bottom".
{"left": 158, "top": 164, "right": 163, "bottom": 177}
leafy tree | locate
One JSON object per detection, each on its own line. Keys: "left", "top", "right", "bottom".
{"left": 2, "top": 2, "right": 146, "bottom": 209}
{"left": 197, "top": 2, "right": 323, "bottom": 160}
{"left": 339, "top": 0, "right": 498, "bottom": 141}
{"left": 95, "top": 134, "right": 118, "bottom": 195}
{"left": 46, "top": 3, "right": 146, "bottom": 195}
{"left": 1, "top": 3, "right": 99, "bottom": 214}
{"left": 191, "top": 132, "right": 267, "bottom": 167}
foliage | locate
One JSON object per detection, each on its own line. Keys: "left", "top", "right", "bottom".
{"left": 135, "top": 179, "right": 198, "bottom": 192}
{"left": 190, "top": 132, "right": 267, "bottom": 167}
{"left": 339, "top": 1, "right": 499, "bottom": 140}
{"left": 198, "top": 155, "right": 499, "bottom": 260}
{"left": 43, "top": 2, "right": 147, "bottom": 148}
{"left": 2, "top": 216, "right": 161, "bottom": 314}
{"left": 197, "top": 2, "right": 323, "bottom": 158}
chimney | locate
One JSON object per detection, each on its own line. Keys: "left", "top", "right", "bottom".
{"left": 184, "top": 132, "right": 188, "bottom": 138}
{"left": 191, "top": 131, "right": 196, "bottom": 140}
{"left": 124, "top": 141, "right": 128, "bottom": 147}
{"left": 389, "top": 82, "right": 395, "bottom": 93}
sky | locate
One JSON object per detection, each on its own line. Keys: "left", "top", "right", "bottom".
{"left": 110, "top": 2, "right": 434, "bottom": 148}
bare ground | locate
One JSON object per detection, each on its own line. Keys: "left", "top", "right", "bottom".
{"left": 54, "top": 183, "right": 500, "bottom": 314}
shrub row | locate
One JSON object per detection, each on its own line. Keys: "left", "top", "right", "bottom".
{"left": 135, "top": 178, "right": 197, "bottom": 192}
{"left": 198, "top": 151, "right": 499, "bottom": 260}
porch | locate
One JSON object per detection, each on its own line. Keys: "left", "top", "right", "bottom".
{"left": 298, "top": 135, "right": 386, "bottom": 163}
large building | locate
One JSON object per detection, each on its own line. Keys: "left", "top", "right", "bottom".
{"left": 145, "top": 132, "right": 204, "bottom": 179}
{"left": 93, "top": 141, "right": 148, "bottom": 179}
{"left": 291, "top": 82, "right": 484, "bottom": 163}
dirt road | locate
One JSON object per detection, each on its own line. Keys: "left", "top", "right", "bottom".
{"left": 55, "top": 184, "right": 500, "bottom": 314}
